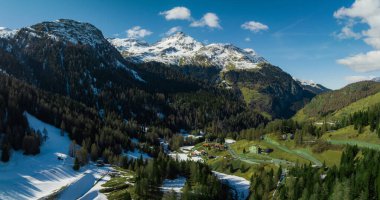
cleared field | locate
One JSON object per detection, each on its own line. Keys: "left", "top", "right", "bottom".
{"left": 230, "top": 139, "right": 310, "bottom": 165}
{"left": 321, "top": 125, "right": 380, "bottom": 144}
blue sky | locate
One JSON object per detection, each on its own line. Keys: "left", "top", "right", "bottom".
{"left": 1, "top": 0, "right": 379, "bottom": 89}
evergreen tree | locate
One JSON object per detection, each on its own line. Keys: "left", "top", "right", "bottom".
{"left": 1, "top": 142, "right": 10, "bottom": 162}
{"left": 73, "top": 157, "right": 80, "bottom": 171}
{"left": 90, "top": 143, "right": 99, "bottom": 161}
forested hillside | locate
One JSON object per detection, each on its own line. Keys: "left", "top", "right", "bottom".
{"left": 294, "top": 81, "right": 380, "bottom": 121}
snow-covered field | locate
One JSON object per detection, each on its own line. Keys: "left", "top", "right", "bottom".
{"left": 124, "top": 149, "right": 152, "bottom": 160}
{"left": 180, "top": 146, "right": 195, "bottom": 152}
{"left": 59, "top": 167, "right": 110, "bottom": 200}
{"left": 213, "top": 171, "right": 250, "bottom": 200}
{"left": 168, "top": 152, "right": 203, "bottom": 162}
{"left": 78, "top": 174, "right": 110, "bottom": 200}
{"left": 0, "top": 113, "right": 107, "bottom": 200}
{"left": 160, "top": 176, "right": 186, "bottom": 193}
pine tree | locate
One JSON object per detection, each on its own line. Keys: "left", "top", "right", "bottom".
{"left": 73, "top": 157, "right": 80, "bottom": 171}
{"left": 42, "top": 128, "right": 48, "bottom": 142}
{"left": 1, "top": 142, "right": 10, "bottom": 162}
{"left": 90, "top": 143, "right": 99, "bottom": 161}
{"left": 60, "top": 120, "right": 65, "bottom": 136}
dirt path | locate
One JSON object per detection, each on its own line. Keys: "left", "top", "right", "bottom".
{"left": 264, "top": 136, "right": 322, "bottom": 166}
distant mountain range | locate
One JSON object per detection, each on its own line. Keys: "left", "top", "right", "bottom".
{"left": 0, "top": 19, "right": 331, "bottom": 119}
{"left": 109, "top": 32, "right": 267, "bottom": 71}
{"left": 294, "top": 78, "right": 331, "bottom": 94}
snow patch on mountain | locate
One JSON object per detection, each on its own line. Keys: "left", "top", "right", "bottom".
{"left": 25, "top": 19, "right": 105, "bottom": 47}
{"left": 109, "top": 32, "right": 267, "bottom": 70}
{"left": 294, "top": 77, "right": 330, "bottom": 94}
{"left": 294, "top": 78, "right": 325, "bottom": 90}
{"left": 0, "top": 27, "right": 17, "bottom": 38}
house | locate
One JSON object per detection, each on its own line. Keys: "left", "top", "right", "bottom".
{"left": 281, "top": 134, "right": 287, "bottom": 140}
{"left": 203, "top": 143, "right": 210, "bottom": 147}
{"left": 249, "top": 145, "right": 260, "bottom": 154}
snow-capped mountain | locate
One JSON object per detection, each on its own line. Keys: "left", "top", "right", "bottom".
{"left": 22, "top": 19, "right": 107, "bottom": 47}
{"left": 0, "top": 27, "right": 17, "bottom": 38}
{"left": 0, "top": 19, "right": 144, "bottom": 83}
{"left": 294, "top": 78, "right": 330, "bottom": 94}
{"left": 109, "top": 32, "right": 267, "bottom": 70}
{"left": 0, "top": 19, "right": 148, "bottom": 105}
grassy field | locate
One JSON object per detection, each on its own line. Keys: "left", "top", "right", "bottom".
{"left": 294, "top": 92, "right": 380, "bottom": 122}
{"left": 321, "top": 125, "right": 380, "bottom": 147}
{"left": 264, "top": 135, "right": 343, "bottom": 167}
{"left": 230, "top": 139, "right": 310, "bottom": 165}
{"left": 100, "top": 167, "right": 136, "bottom": 200}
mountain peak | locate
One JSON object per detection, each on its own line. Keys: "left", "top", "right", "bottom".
{"left": 20, "top": 19, "right": 106, "bottom": 47}
{"left": 110, "top": 32, "right": 267, "bottom": 70}
{"left": 154, "top": 31, "right": 203, "bottom": 52}
{"left": 0, "top": 27, "right": 17, "bottom": 38}
{"left": 294, "top": 78, "right": 330, "bottom": 94}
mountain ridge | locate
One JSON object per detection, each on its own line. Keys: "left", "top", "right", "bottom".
{"left": 109, "top": 31, "right": 267, "bottom": 71}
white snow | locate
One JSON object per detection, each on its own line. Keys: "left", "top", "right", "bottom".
{"left": 26, "top": 19, "right": 104, "bottom": 47}
{"left": 0, "top": 27, "right": 17, "bottom": 38}
{"left": 179, "top": 133, "right": 204, "bottom": 140}
{"left": 225, "top": 139, "right": 236, "bottom": 144}
{"left": 109, "top": 32, "right": 267, "bottom": 71}
{"left": 293, "top": 77, "right": 323, "bottom": 90}
{"left": 180, "top": 146, "right": 194, "bottom": 152}
{"left": 59, "top": 168, "right": 110, "bottom": 200}
{"left": 78, "top": 174, "right": 110, "bottom": 200}
{"left": 124, "top": 149, "right": 152, "bottom": 160}
{"left": 212, "top": 171, "right": 250, "bottom": 200}
{"left": 168, "top": 152, "right": 203, "bottom": 162}
{"left": 160, "top": 176, "right": 186, "bottom": 193}
{"left": 0, "top": 113, "right": 107, "bottom": 200}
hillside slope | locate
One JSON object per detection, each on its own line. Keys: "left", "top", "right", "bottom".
{"left": 294, "top": 81, "right": 380, "bottom": 121}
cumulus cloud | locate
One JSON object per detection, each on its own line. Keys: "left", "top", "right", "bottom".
{"left": 334, "top": 21, "right": 362, "bottom": 40}
{"left": 245, "top": 37, "right": 251, "bottom": 42}
{"left": 345, "top": 75, "right": 376, "bottom": 83}
{"left": 126, "top": 26, "right": 152, "bottom": 39}
{"left": 334, "top": 0, "right": 380, "bottom": 72}
{"left": 160, "top": 7, "right": 191, "bottom": 20}
{"left": 190, "top": 13, "right": 221, "bottom": 29}
{"left": 241, "top": 21, "right": 269, "bottom": 33}
{"left": 337, "top": 51, "right": 380, "bottom": 72}
{"left": 165, "top": 26, "right": 182, "bottom": 36}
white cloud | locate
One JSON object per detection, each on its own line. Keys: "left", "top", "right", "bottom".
{"left": 337, "top": 50, "right": 380, "bottom": 72}
{"left": 126, "top": 26, "right": 152, "bottom": 39}
{"left": 245, "top": 37, "right": 251, "bottom": 42}
{"left": 334, "top": 21, "right": 362, "bottom": 40}
{"left": 165, "top": 26, "right": 182, "bottom": 36}
{"left": 241, "top": 21, "right": 269, "bottom": 33}
{"left": 345, "top": 75, "right": 375, "bottom": 83}
{"left": 334, "top": 0, "right": 380, "bottom": 72}
{"left": 190, "top": 13, "right": 221, "bottom": 29}
{"left": 160, "top": 7, "right": 191, "bottom": 21}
